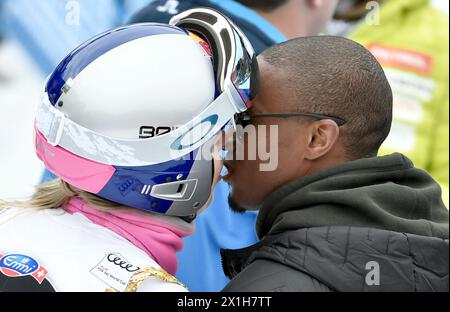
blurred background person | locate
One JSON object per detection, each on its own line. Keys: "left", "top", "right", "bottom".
{"left": 327, "top": 0, "right": 449, "bottom": 207}
{"left": 130, "top": 0, "right": 338, "bottom": 291}
{"left": 0, "top": 1, "right": 45, "bottom": 200}
{"left": 132, "top": 0, "right": 337, "bottom": 53}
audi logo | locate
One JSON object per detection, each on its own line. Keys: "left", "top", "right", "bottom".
{"left": 107, "top": 254, "right": 141, "bottom": 273}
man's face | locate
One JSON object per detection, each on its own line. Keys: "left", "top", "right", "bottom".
{"left": 223, "top": 59, "right": 315, "bottom": 212}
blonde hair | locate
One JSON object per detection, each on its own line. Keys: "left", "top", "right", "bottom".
{"left": 0, "top": 179, "right": 127, "bottom": 211}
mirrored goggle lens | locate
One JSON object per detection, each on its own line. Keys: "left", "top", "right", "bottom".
{"left": 231, "top": 30, "right": 259, "bottom": 109}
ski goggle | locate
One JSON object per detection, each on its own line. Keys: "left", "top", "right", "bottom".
{"left": 170, "top": 7, "right": 259, "bottom": 111}
{"left": 36, "top": 9, "right": 258, "bottom": 167}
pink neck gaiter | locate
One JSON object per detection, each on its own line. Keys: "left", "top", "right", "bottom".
{"left": 63, "top": 197, "right": 194, "bottom": 275}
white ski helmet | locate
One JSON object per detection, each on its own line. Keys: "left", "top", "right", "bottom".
{"left": 35, "top": 8, "right": 258, "bottom": 219}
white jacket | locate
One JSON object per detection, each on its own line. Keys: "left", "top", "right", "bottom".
{"left": 0, "top": 207, "right": 187, "bottom": 292}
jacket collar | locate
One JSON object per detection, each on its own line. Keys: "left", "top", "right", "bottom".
{"left": 256, "top": 153, "right": 448, "bottom": 239}
{"left": 220, "top": 236, "right": 277, "bottom": 279}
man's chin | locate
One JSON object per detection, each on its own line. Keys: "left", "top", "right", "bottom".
{"left": 227, "top": 194, "right": 248, "bottom": 214}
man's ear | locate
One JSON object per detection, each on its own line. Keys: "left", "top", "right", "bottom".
{"left": 304, "top": 120, "right": 340, "bottom": 160}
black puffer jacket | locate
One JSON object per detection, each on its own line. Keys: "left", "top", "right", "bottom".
{"left": 221, "top": 154, "right": 449, "bottom": 292}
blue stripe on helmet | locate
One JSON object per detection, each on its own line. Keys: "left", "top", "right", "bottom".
{"left": 45, "top": 23, "right": 187, "bottom": 105}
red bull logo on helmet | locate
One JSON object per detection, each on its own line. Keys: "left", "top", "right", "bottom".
{"left": 189, "top": 31, "right": 213, "bottom": 57}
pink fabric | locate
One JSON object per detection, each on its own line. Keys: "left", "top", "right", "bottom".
{"left": 63, "top": 197, "right": 194, "bottom": 275}
{"left": 35, "top": 127, "right": 116, "bottom": 193}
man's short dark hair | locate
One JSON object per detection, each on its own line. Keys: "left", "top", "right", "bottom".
{"left": 260, "top": 36, "right": 393, "bottom": 159}
{"left": 235, "top": 0, "right": 289, "bottom": 12}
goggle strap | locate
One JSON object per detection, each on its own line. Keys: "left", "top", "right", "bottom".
{"left": 36, "top": 86, "right": 241, "bottom": 167}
